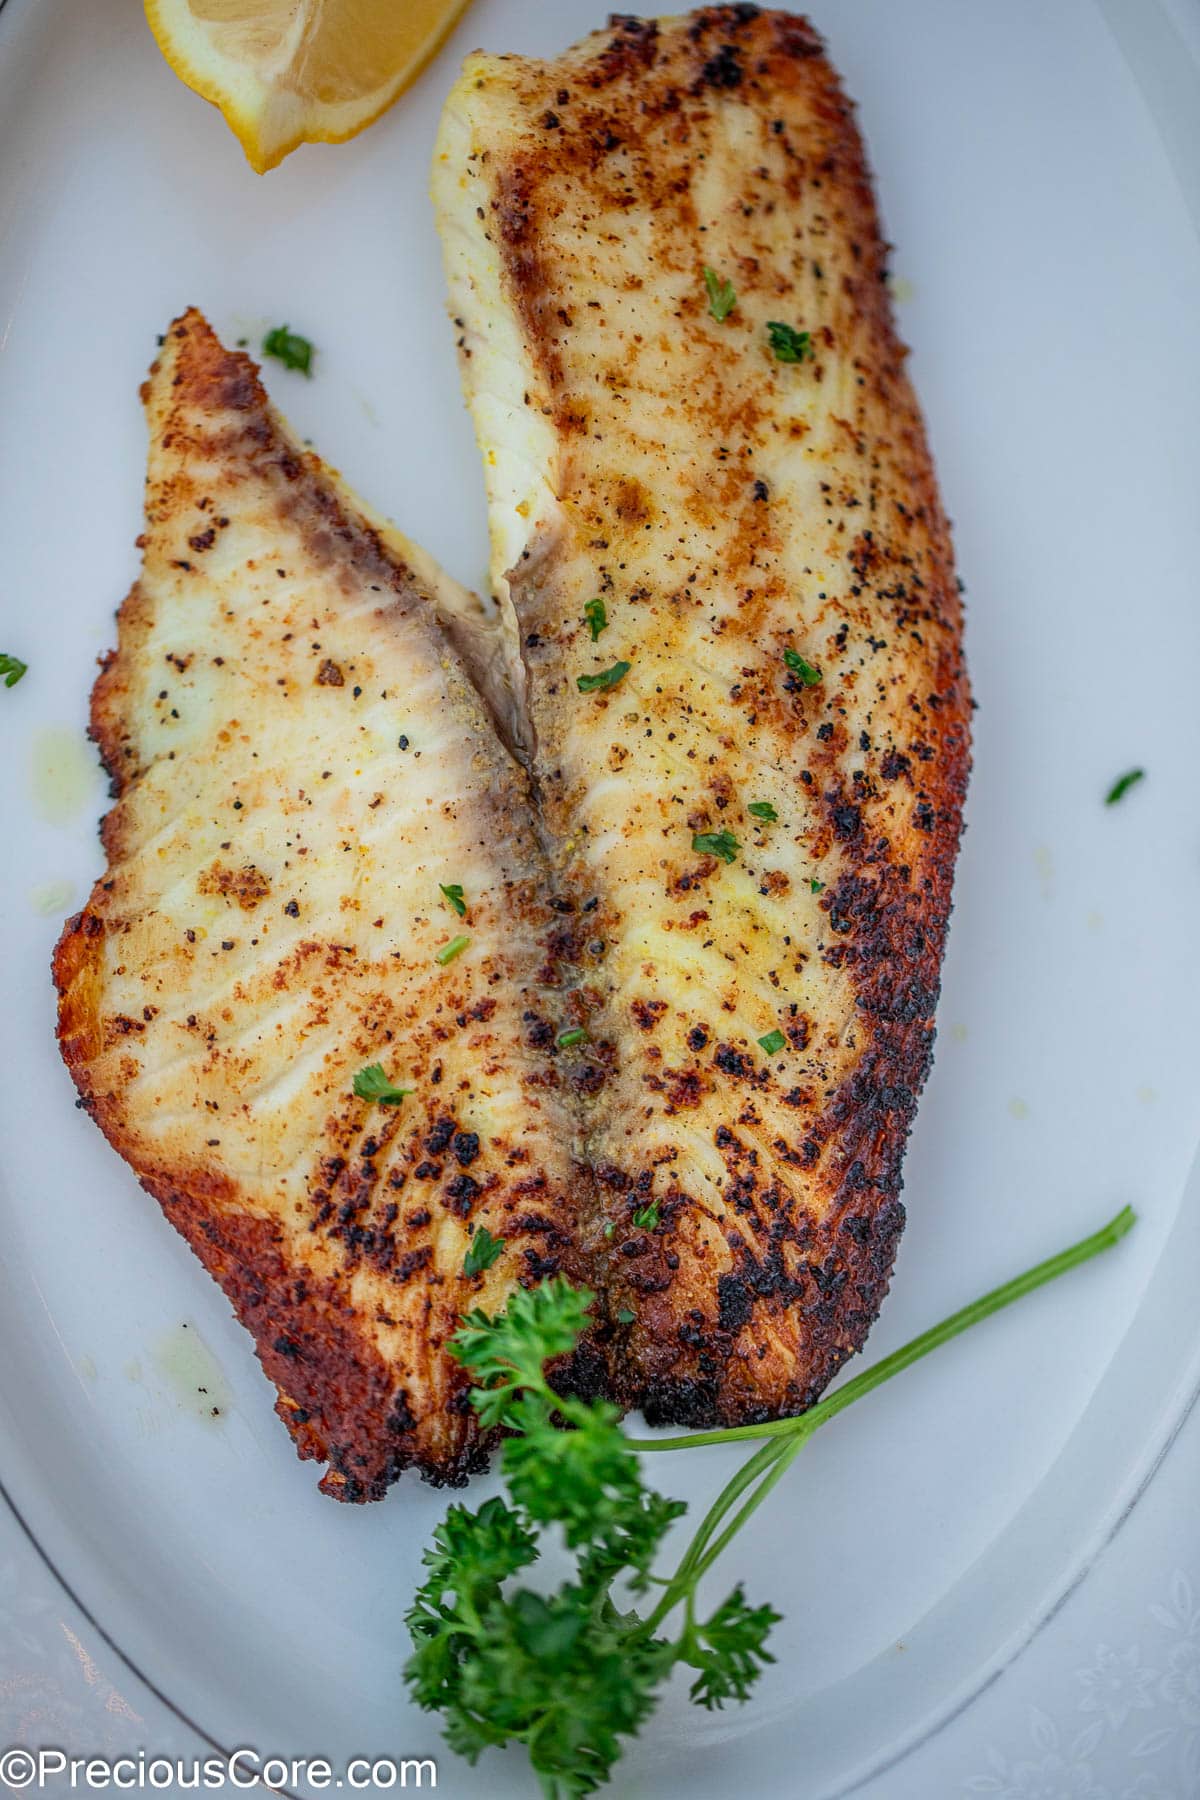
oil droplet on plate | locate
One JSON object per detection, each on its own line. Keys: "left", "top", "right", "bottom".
{"left": 1033, "top": 845, "right": 1054, "bottom": 901}
{"left": 31, "top": 727, "right": 100, "bottom": 825}
{"left": 1008, "top": 1097, "right": 1030, "bottom": 1120}
{"left": 949, "top": 1021, "right": 968, "bottom": 1043}
{"left": 29, "top": 878, "right": 76, "bottom": 916}
{"left": 151, "top": 1322, "right": 233, "bottom": 1426}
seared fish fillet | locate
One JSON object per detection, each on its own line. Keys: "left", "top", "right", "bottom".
{"left": 54, "top": 310, "right": 587, "bottom": 1498}
{"left": 433, "top": 9, "right": 970, "bottom": 1424}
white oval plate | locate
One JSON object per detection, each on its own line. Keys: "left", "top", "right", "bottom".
{"left": 1, "top": 2, "right": 1197, "bottom": 1795}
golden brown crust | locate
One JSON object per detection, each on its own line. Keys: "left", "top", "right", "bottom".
{"left": 439, "top": 8, "right": 971, "bottom": 1425}
{"left": 55, "top": 309, "right": 588, "bottom": 1499}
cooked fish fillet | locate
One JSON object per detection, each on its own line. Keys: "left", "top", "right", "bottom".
{"left": 433, "top": 8, "right": 971, "bottom": 1424}
{"left": 54, "top": 309, "right": 588, "bottom": 1498}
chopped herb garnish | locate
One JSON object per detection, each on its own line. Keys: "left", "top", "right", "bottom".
{"left": 439, "top": 882, "right": 467, "bottom": 918}
{"left": 809, "top": 878, "right": 825, "bottom": 894}
{"left": 603, "top": 1221, "right": 616, "bottom": 1239}
{"left": 435, "top": 934, "right": 470, "bottom": 966}
{"left": 766, "top": 321, "right": 813, "bottom": 363}
{"left": 783, "top": 647, "right": 822, "bottom": 686}
{"left": 463, "top": 1226, "right": 505, "bottom": 1279}
{"left": 407, "top": 1209, "right": 1136, "bottom": 1799}
{"left": 556, "top": 1026, "right": 588, "bottom": 1049}
{"left": 261, "top": 325, "right": 315, "bottom": 376}
{"left": 747, "top": 801, "right": 778, "bottom": 822}
{"left": 692, "top": 830, "right": 740, "bottom": 864}
{"left": 0, "top": 654, "right": 27, "bottom": 689}
{"left": 577, "top": 661, "right": 631, "bottom": 694}
{"left": 632, "top": 1202, "right": 660, "bottom": 1230}
{"left": 1105, "top": 768, "right": 1145, "bottom": 806}
{"left": 703, "top": 266, "right": 737, "bottom": 323}
{"left": 757, "top": 1030, "right": 786, "bottom": 1055}
{"left": 583, "top": 597, "right": 608, "bottom": 641}
{"left": 352, "top": 1063, "right": 412, "bottom": 1107}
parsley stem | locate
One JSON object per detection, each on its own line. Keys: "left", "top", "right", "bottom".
{"left": 686, "top": 1435, "right": 806, "bottom": 1590}
{"left": 631, "top": 1205, "right": 1136, "bottom": 1455}
{"left": 641, "top": 1437, "right": 784, "bottom": 1634}
{"left": 638, "top": 1205, "right": 1136, "bottom": 1637}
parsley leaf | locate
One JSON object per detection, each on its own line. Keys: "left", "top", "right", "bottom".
{"left": 584, "top": 597, "right": 608, "bottom": 641}
{"left": 556, "top": 1026, "right": 588, "bottom": 1049}
{"left": 747, "top": 801, "right": 777, "bottom": 822}
{"left": 0, "top": 654, "right": 28, "bottom": 689}
{"left": 783, "top": 647, "right": 822, "bottom": 686}
{"left": 261, "top": 325, "right": 315, "bottom": 376}
{"left": 757, "top": 1030, "right": 786, "bottom": 1055}
{"left": 408, "top": 1210, "right": 1135, "bottom": 1798}
{"left": 632, "top": 1202, "right": 660, "bottom": 1230}
{"left": 809, "top": 878, "right": 825, "bottom": 894}
{"left": 439, "top": 882, "right": 467, "bottom": 917}
{"left": 1105, "top": 768, "right": 1145, "bottom": 806}
{"left": 463, "top": 1226, "right": 505, "bottom": 1279}
{"left": 435, "top": 934, "right": 470, "bottom": 966}
{"left": 685, "top": 1587, "right": 780, "bottom": 1709}
{"left": 352, "top": 1063, "right": 412, "bottom": 1107}
{"left": 766, "top": 320, "right": 813, "bottom": 363}
{"left": 577, "top": 661, "right": 631, "bottom": 694}
{"left": 703, "top": 266, "right": 737, "bottom": 323}
{"left": 692, "top": 830, "right": 740, "bottom": 864}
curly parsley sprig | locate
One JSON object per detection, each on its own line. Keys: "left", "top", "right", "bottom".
{"left": 405, "top": 1206, "right": 1135, "bottom": 1797}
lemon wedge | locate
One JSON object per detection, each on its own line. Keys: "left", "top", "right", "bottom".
{"left": 145, "top": 0, "right": 472, "bottom": 174}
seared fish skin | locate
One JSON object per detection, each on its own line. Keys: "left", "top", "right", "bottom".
{"left": 434, "top": 11, "right": 970, "bottom": 1425}
{"left": 54, "top": 310, "right": 587, "bottom": 1499}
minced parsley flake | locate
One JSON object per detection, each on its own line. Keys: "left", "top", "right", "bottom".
{"left": 577, "top": 661, "right": 630, "bottom": 694}
{"left": 262, "top": 325, "right": 315, "bottom": 376}
{"left": 703, "top": 266, "right": 737, "bottom": 322}
{"left": 783, "top": 647, "right": 822, "bottom": 686}
{"left": 767, "top": 321, "right": 813, "bottom": 363}
{"left": 692, "top": 830, "right": 740, "bottom": 864}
